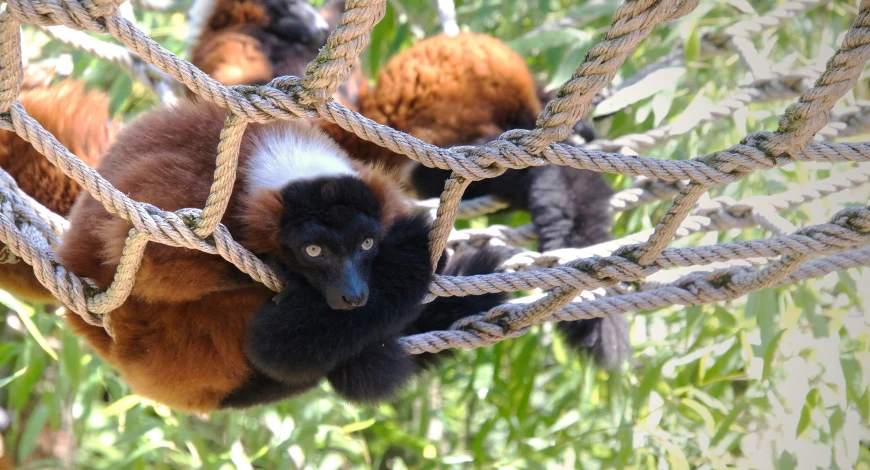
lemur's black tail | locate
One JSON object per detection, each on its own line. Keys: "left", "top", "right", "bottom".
{"left": 527, "top": 164, "right": 632, "bottom": 370}
{"left": 405, "top": 246, "right": 511, "bottom": 368}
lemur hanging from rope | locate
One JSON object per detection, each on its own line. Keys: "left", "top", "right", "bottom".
{"left": 358, "top": 33, "right": 631, "bottom": 369}
{"left": 0, "top": 75, "right": 119, "bottom": 304}
{"left": 59, "top": 98, "right": 510, "bottom": 412}
{"left": 54, "top": 1, "right": 510, "bottom": 412}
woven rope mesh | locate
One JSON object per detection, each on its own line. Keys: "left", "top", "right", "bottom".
{"left": 0, "top": 0, "right": 869, "bottom": 352}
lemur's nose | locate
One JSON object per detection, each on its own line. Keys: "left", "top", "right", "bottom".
{"left": 341, "top": 293, "right": 367, "bottom": 308}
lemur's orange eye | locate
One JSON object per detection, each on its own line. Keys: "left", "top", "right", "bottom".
{"left": 361, "top": 238, "right": 374, "bottom": 251}
{"left": 305, "top": 245, "right": 323, "bottom": 257}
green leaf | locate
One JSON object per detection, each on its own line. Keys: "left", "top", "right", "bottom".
{"left": 103, "top": 394, "right": 144, "bottom": 416}
{"left": 679, "top": 398, "right": 715, "bottom": 436}
{"left": 508, "top": 28, "right": 592, "bottom": 56}
{"left": 0, "top": 291, "right": 58, "bottom": 360}
{"left": 634, "top": 357, "right": 667, "bottom": 416}
{"left": 341, "top": 418, "right": 376, "bottom": 434}
{"left": 10, "top": 353, "right": 47, "bottom": 410}
{"left": 565, "top": 3, "right": 620, "bottom": 22}
{"left": 551, "top": 334, "right": 569, "bottom": 366}
{"left": 665, "top": 443, "right": 689, "bottom": 470}
{"left": 18, "top": 404, "right": 49, "bottom": 462}
{"left": 712, "top": 400, "right": 748, "bottom": 446}
{"left": 651, "top": 85, "right": 675, "bottom": 127}
{"left": 797, "top": 389, "right": 821, "bottom": 437}
{"left": 829, "top": 407, "right": 845, "bottom": 435}
{"left": 549, "top": 43, "right": 587, "bottom": 90}
{"left": 777, "top": 450, "right": 797, "bottom": 470}
{"left": 684, "top": 23, "right": 701, "bottom": 63}
{"left": 703, "top": 340, "right": 742, "bottom": 385}
{"left": 0, "top": 366, "right": 27, "bottom": 389}
{"left": 746, "top": 289, "right": 779, "bottom": 352}
{"left": 762, "top": 329, "right": 788, "bottom": 382}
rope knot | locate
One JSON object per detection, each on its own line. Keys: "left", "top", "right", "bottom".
{"left": 480, "top": 303, "right": 523, "bottom": 332}
{"left": 450, "top": 145, "right": 508, "bottom": 181}
{"left": 830, "top": 206, "right": 870, "bottom": 234}
{"left": 229, "top": 78, "right": 320, "bottom": 123}
{"left": 700, "top": 131, "right": 778, "bottom": 178}
{"left": 569, "top": 256, "right": 656, "bottom": 285}
{"left": 496, "top": 130, "right": 553, "bottom": 167}
{"left": 174, "top": 208, "right": 205, "bottom": 231}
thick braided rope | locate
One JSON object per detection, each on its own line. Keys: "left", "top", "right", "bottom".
{"left": 630, "top": 1, "right": 870, "bottom": 266}
{"left": 194, "top": 114, "right": 246, "bottom": 237}
{"left": 0, "top": 0, "right": 867, "bottom": 352}
{"left": 454, "top": 164, "right": 870, "bottom": 271}
{"left": 434, "top": 193, "right": 870, "bottom": 298}
{"left": 398, "top": 205, "right": 870, "bottom": 353}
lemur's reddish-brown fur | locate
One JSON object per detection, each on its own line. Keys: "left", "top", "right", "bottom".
{"left": 59, "top": 100, "right": 406, "bottom": 412}
{"left": 355, "top": 32, "right": 541, "bottom": 171}
{"left": 0, "top": 79, "right": 118, "bottom": 303}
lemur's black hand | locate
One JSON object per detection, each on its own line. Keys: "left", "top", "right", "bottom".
{"left": 360, "top": 212, "right": 435, "bottom": 338}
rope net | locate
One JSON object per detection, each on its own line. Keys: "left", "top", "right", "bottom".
{"left": 0, "top": 0, "right": 868, "bottom": 353}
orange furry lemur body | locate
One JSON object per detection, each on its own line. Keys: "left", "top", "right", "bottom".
{"left": 357, "top": 33, "right": 631, "bottom": 368}
{"left": 0, "top": 78, "right": 118, "bottom": 303}
{"left": 59, "top": 99, "right": 509, "bottom": 412}
{"left": 188, "top": 0, "right": 364, "bottom": 147}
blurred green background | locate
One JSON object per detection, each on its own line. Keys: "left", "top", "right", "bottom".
{"left": 4, "top": 0, "right": 870, "bottom": 468}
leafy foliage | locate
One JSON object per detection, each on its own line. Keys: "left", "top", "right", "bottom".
{"left": 4, "top": 0, "right": 870, "bottom": 468}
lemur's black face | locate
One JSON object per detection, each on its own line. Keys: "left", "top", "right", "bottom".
{"left": 264, "top": 0, "right": 330, "bottom": 46}
{"left": 278, "top": 176, "right": 382, "bottom": 310}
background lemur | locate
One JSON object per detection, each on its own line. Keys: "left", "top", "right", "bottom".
{"left": 358, "top": 33, "right": 631, "bottom": 369}
{"left": 188, "top": 0, "right": 365, "bottom": 149}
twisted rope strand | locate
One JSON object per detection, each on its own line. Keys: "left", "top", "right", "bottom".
{"left": 0, "top": 0, "right": 866, "bottom": 352}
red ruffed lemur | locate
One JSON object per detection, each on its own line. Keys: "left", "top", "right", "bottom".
{"left": 0, "top": 77, "right": 118, "bottom": 303}
{"left": 357, "top": 33, "right": 631, "bottom": 369}
{"left": 59, "top": 99, "right": 509, "bottom": 412}
{"left": 188, "top": 0, "right": 364, "bottom": 148}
